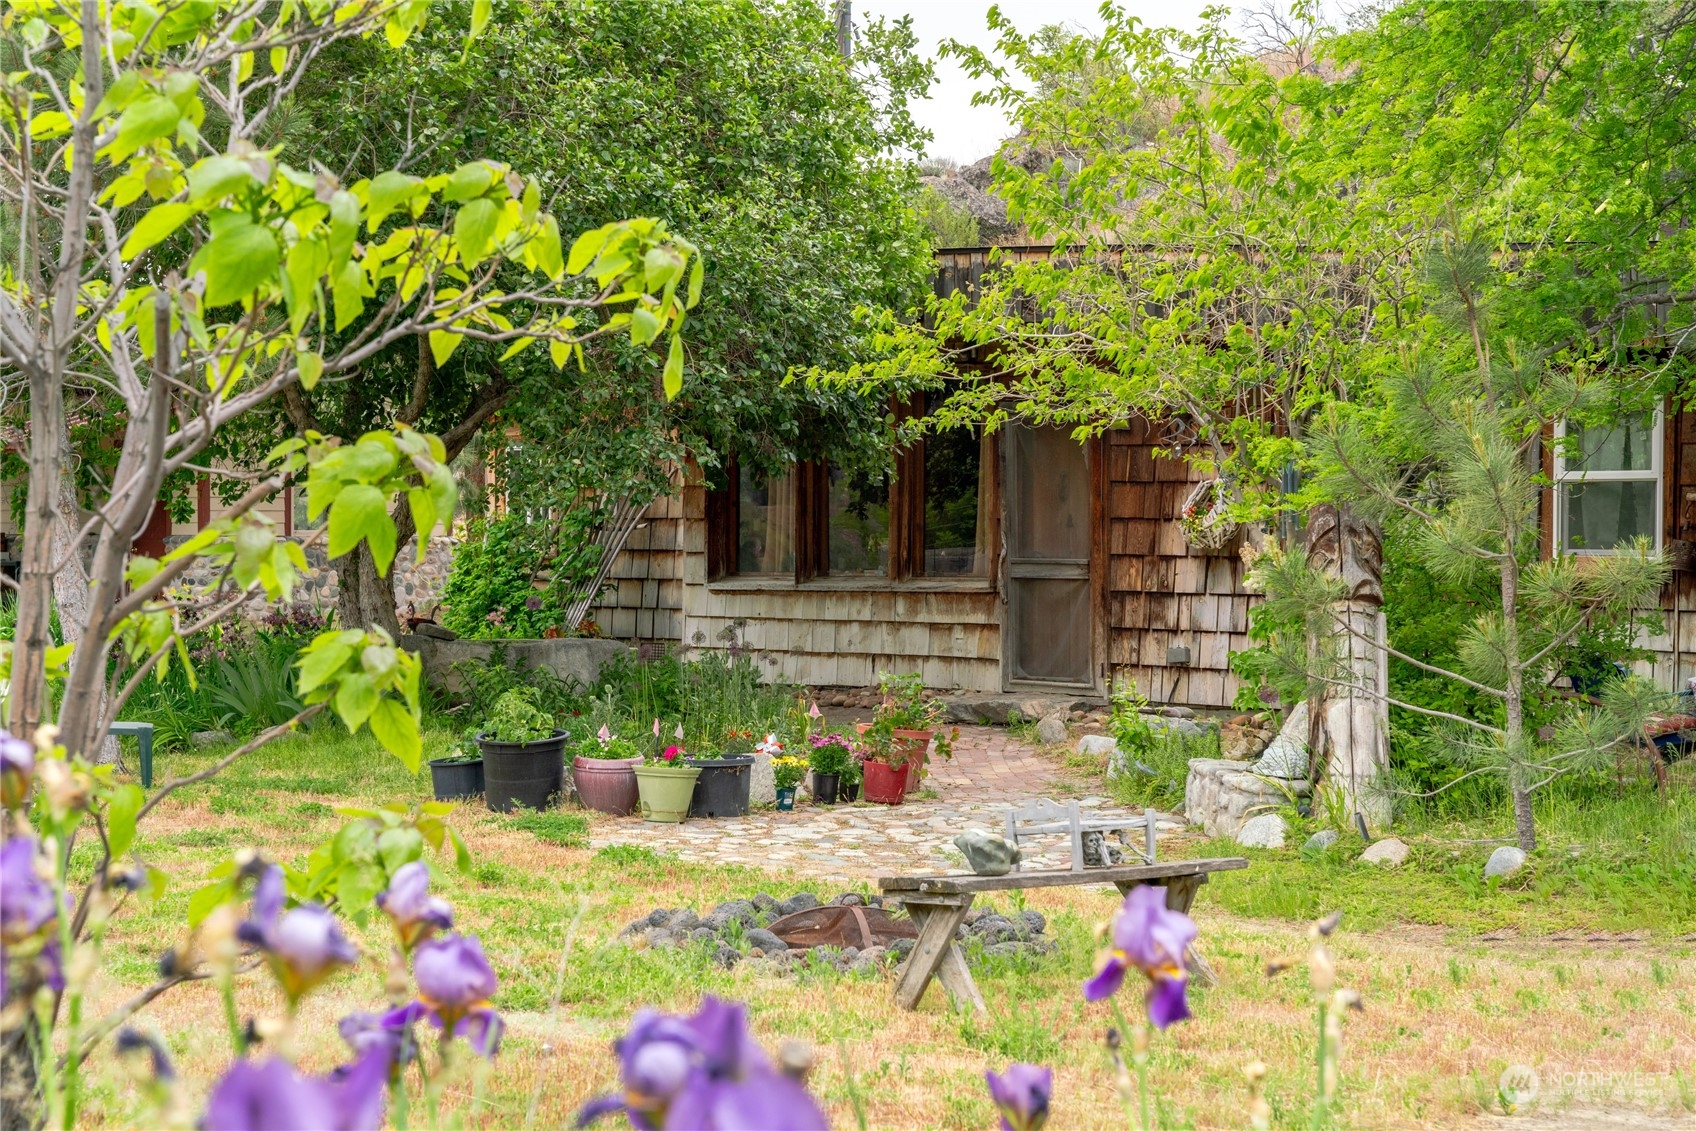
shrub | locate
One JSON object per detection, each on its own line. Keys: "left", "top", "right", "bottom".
{"left": 482, "top": 688, "right": 557, "bottom": 744}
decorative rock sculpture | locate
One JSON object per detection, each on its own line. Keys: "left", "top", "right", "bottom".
{"left": 954, "top": 829, "right": 1021, "bottom": 876}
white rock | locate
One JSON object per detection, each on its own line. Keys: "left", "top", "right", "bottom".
{"left": 1254, "top": 701, "right": 1310, "bottom": 779}
{"left": 1303, "top": 829, "right": 1339, "bottom": 851}
{"left": 1358, "top": 837, "right": 1410, "bottom": 866}
{"left": 748, "top": 751, "right": 776, "bottom": 806}
{"left": 1235, "top": 813, "right": 1288, "bottom": 849}
{"left": 1076, "top": 734, "right": 1119, "bottom": 757}
{"left": 1147, "top": 714, "right": 1204, "bottom": 738}
{"left": 1036, "top": 713, "right": 1070, "bottom": 746}
{"left": 1484, "top": 845, "right": 1526, "bottom": 879}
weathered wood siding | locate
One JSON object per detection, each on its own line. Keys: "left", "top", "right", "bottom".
{"left": 1103, "top": 419, "right": 1254, "bottom": 709}
{"left": 674, "top": 482, "right": 1003, "bottom": 690}
{"left": 588, "top": 486, "right": 686, "bottom": 644}
{"left": 1648, "top": 404, "right": 1696, "bottom": 690}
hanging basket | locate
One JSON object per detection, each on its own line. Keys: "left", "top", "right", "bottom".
{"left": 1178, "top": 479, "right": 1239, "bottom": 551}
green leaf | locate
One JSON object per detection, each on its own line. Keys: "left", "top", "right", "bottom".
{"left": 428, "top": 329, "right": 463, "bottom": 367}
{"left": 334, "top": 672, "right": 379, "bottom": 732}
{"left": 296, "top": 640, "right": 353, "bottom": 696}
{"left": 469, "top": 0, "right": 492, "bottom": 42}
{"left": 186, "top": 155, "right": 259, "bottom": 204}
{"left": 687, "top": 253, "right": 704, "bottom": 307}
{"left": 106, "top": 92, "right": 181, "bottom": 162}
{"left": 663, "top": 333, "right": 684, "bottom": 400}
{"left": 377, "top": 825, "right": 425, "bottom": 872}
{"left": 283, "top": 236, "right": 328, "bottom": 332}
{"left": 444, "top": 161, "right": 494, "bottom": 203}
{"left": 549, "top": 339, "right": 571, "bottom": 369}
{"left": 498, "top": 336, "right": 535, "bottom": 361}
{"left": 193, "top": 217, "right": 280, "bottom": 309}
{"left": 332, "top": 260, "right": 366, "bottom": 331}
{"left": 366, "top": 171, "right": 422, "bottom": 232}
{"left": 106, "top": 785, "right": 145, "bottom": 859}
{"left": 296, "top": 350, "right": 323, "bottom": 390}
{"left": 629, "top": 306, "right": 660, "bottom": 344}
{"left": 122, "top": 203, "right": 195, "bottom": 258}
{"left": 369, "top": 698, "right": 422, "bottom": 772}
{"left": 407, "top": 487, "right": 437, "bottom": 548}
{"left": 455, "top": 198, "right": 500, "bottom": 267}
{"left": 533, "top": 214, "right": 563, "bottom": 279}
{"left": 336, "top": 860, "right": 385, "bottom": 918}
{"left": 326, "top": 484, "right": 389, "bottom": 562}
{"left": 449, "top": 826, "right": 473, "bottom": 873}
{"left": 328, "top": 190, "right": 360, "bottom": 267}
{"left": 186, "top": 880, "right": 232, "bottom": 927}
{"left": 566, "top": 225, "right": 610, "bottom": 275}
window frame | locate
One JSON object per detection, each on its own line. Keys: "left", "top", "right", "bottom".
{"left": 1552, "top": 410, "right": 1664, "bottom": 555}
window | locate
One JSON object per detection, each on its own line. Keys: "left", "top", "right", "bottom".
{"left": 1554, "top": 412, "right": 1662, "bottom": 554}
{"left": 736, "top": 465, "right": 796, "bottom": 575}
{"left": 828, "top": 466, "right": 888, "bottom": 576}
{"left": 923, "top": 426, "right": 990, "bottom": 576}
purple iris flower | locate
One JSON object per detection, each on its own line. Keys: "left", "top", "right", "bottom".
{"left": 1082, "top": 885, "right": 1198, "bottom": 1029}
{"left": 0, "top": 837, "right": 57, "bottom": 945}
{"left": 375, "top": 862, "right": 452, "bottom": 950}
{"left": 985, "top": 1063, "right": 1052, "bottom": 1131}
{"left": 202, "top": 1049, "right": 388, "bottom": 1131}
{"left": 237, "top": 866, "right": 358, "bottom": 1003}
{"left": 412, "top": 933, "right": 503, "bottom": 1056}
{"left": 578, "top": 996, "right": 827, "bottom": 1131}
{"left": 0, "top": 730, "right": 34, "bottom": 809}
{"left": 337, "top": 1003, "right": 423, "bottom": 1080}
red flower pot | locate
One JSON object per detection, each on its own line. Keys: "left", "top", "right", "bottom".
{"left": 862, "top": 759, "right": 908, "bottom": 805}
{"left": 572, "top": 755, "right": 641, "bottom": 816}
{"left": 892, "top": 729, "right": 932, "bottom": 795}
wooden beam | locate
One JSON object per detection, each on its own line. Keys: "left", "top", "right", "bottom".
{"left": 878, "top": 857, "right": 1248, "bottom": 895}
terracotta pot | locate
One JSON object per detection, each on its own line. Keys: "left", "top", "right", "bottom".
{"left": 862, "top": 759, "right": 907, "bottom": 805}
{"left": 573, "top": 755, "right": 641, "bottom": 816}
{"left": 892, "top": 728, "right": 932, "bottom": 795}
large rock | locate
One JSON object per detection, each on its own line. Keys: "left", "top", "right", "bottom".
{"left": 1254, "top": 701, "right": 1310, "bottom": 779}
{"left": 748, "top": 750, "right": 776, "bottom": 806}
{"left": 1076, "top": 734, "right": 1119, "bottom": 758}
{"left": 1303, "top": 829, "right": 1339, "bottom": 851}
{"left": 400, "top": 634, "right": 628, "bottom": 697}
{"left": 704, "top": 900, "right": 758, "bottom": 930}
{"left": 1358, "top": 837, "right": 1410, "bottom": 867}
{"left": 1035, "top": 713, "right": 1070, "bottom": 746}
{"left": 1484, "top": 846, "right": 1527, "bottom": 879}
{"left": 1220, "top": 714, "right": 1276, "bottom": 760}
{"left": 1148, "top": 715, "right": 1205, "bottom": 739}
{"left": 743, "top": 927, "right": 788, "bottom": 953}
{"left": 1235, "top": 813, "right": 1288, "bottom": 849}
{"left": 1185, "top": 758, "right": 1310, "bottom": 838}
{"left": 955, "top": 829, "right": 1021, "bottom": 876}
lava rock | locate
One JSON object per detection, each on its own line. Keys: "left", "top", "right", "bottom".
{"left": 647, "top": 929, "right": 676, "bottom": 949}
{"left": 889, "top": 938, "right": 916, "bottom": 961}
{"left": 778, "top": 893, "right": 820, "bottom": 916}
{"left": 705, "top": 900, "right": 757, "bottom": 929}
{"left": 828, "top": 893, "right": 865, "bottom": 906}
{"left": 1484, "top": 845, "right": 1527, "bottom": 879}
{"left": 713, "top": 944, "right": 740, "bottom": 969}
{"left": 751, "top": 893, "right": 780, "bottom": 915}
{"left": 690, "top": 927, "right": 715, "bottom": 944}
{"left": 1019, "top": 911, "right": 1047, "bottom": 935}
{"left": 1235, "top": 813, "right": 1288, "bottom": 849}
{"left": 666, "top": 909, "right": 700, "bottom": 932}
{"left": 841, "top": 946, "right": 860, "bottom": 960}
{"left": 1358, "top": 837, "right": 1410, "bottom": 867}
{"left": 743, "top": 928, "right": 788, "bottom": 953}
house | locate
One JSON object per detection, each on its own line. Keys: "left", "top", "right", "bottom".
{"left": 586, "top": 247, "right": 1696, "bottom": 707}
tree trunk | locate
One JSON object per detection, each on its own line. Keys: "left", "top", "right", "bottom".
{"left": 334, "top": 541, "right": 403, "bottom": 637}
{"left": 49, "top": 474, "right": 120, "bottom": 764}
{"left": 1306, "top": 505, "right": 1391, "bottom": 824}
{"left": 1501, "top": 556, "right": 1535, "bottom": 852}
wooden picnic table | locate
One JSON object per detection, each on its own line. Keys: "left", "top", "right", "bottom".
{"left": 878, "top": 857, "right": 1249, "bottom": 1018}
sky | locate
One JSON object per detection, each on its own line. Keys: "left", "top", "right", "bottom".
{"left": 853, "top": 0, "right": 1218, "bottom": 164}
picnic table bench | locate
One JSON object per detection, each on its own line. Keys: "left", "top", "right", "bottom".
{"left": 878, "top": 857, "right": 1248, "bottom": 1018}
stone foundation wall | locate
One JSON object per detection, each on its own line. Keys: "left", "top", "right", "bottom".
{"left": 1184, "top": 758, "right": 1310, "bottom": 838}
{"left": 164, "top": 533, "right": 454, "bottom": 624}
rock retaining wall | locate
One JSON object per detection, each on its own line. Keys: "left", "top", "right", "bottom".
{"left": 1184, "top": 757, "right": 1310, "bottom": 838}
{"left": 400, "top": 633, "right": 629, "bottom": 694}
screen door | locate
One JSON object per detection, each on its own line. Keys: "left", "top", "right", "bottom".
{"left": 1004, "top": 425, "right": 1092, "bottom": 686}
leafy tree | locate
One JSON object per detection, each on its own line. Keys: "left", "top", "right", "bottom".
{"left": 0, "top": 1, "right": 696, "bottom": 1120}
{"left": 262, "top": 0, "right": 935, "bottom": 630}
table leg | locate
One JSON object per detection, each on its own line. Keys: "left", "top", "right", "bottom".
{"left": 892, "top": 896, "right": 976, "bottom": 1013}
{"left": 934, "top": 938, "right": 988, "bottom": 1017}
{"left": 140, "top": 730, "right": 153, "bottom": 789}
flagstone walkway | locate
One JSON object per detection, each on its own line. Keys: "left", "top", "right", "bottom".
{"left": 587, "top": 726, "right": 1186, "bottom": 883}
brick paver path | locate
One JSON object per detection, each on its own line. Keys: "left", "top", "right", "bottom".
{"left": 587, "top": 726, "right": 1182, "bottom": 883}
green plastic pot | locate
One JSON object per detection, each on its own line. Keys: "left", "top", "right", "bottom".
{"left": 634, "top": 764, "right": 702, "bottom": 823}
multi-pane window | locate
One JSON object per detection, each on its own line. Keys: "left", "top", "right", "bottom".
{"left": 923, "top": 427, "right": 989, "bottom": 577}
{"left": 827, "top": 466, "right": 888, "bottom": 576}
{"left": 1555, "top": 413, "right": 1662, "bottom": 554}
{"left": 736, "top": 465, "right": 796, "bottom": 575}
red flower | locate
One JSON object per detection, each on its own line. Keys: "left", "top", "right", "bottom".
{"left": 662, "top": 745, "right": 682, "bottom": 762}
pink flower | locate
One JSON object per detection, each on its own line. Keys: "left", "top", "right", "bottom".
{"left": 662, "top": 746, "right": 682, "bottom": 762}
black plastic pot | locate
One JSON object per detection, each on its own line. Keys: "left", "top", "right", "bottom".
{"left": 686, "top": 755, "right": 755, "bottom": 818}
{"left": 841, "top": 779, "right": 860, "bottom": 804}
{"left": 812, "top": 772, "right": 841, "bottom": 806}
{"left": 477, "top": 730, "right": 568, "bottom": 814}
{"left": 428, "top": 757, "right": 484, "bottom": 802}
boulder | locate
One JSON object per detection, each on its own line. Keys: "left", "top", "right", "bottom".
{"left": 954, "top": 829, "right": 1021, "bottom": 876}
{"left": 665, "top": 909, "right": 700, "bottom": 933}
{"left": 828, "top": 893, "right": 866, "bottom": 906}
{"left": 1254, "top": 702, "right": 1310, "bottom": 780}
{"left": 1358, "top": 837, "right": 1410, "bottom": 867}
{"left": 704, "top": 900, "right": 757, "bottom": 930}
{"left": 1035, "top": 712, "right": 1070, "bottom": 746}
{"left": 1148, "top": 715, "right": 1205, "bottom": 739}
{"left": 1184, "top": 758, "right": 1311, "bottom": 837}
{"left": 712, "top": 944, "right": 740, "bottom": 969}
{"left": 777, "top": 892, "right": 820, "bottom": 916}
{"left": 1235, "top": 813, "right": 1288, "bottom": 849}
{"left": 647, "top": 929, "right": 676, "bottom": 949}
{"left": 1484, "top": 846, "right": 1527, "bottom": 879}
{"left": 888, "top": 937, "right": 916, "bottom": 962}
{"left": 691, "top": 927, "right": 715, "bottom": 944}
{"left": 748, "top": 751, "right": 777, "bottom": 806}
{"left": 1220, "top": 715, "right": 1275, "bottom": 761}
{"left": 1019, "top": 910, "right": 1047, "bottom": 935}
{"left": 1303, "top": 829, "right": 1339, "bottom": 852}
{"left": 1076, "top": 734, "right": 1120, "bottom": 758}
{"left": 750, "top": 893, "right": 780, "bottom": 916}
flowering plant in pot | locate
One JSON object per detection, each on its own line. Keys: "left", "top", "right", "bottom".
{"left": 806, "top": 733, "right": 852, "bottom": 805}
{"left": 856, "top": 732, "right": 908, "bottom": 805}
{"left": 771, "top": 756, "right": 809, "bottom": 810}
{"left": 871, "top": 671, "right": 957, "bottom": 792}
{"left": 633, "top": 722, "right": 701, "bottom": 823}
{"left": 476, "top": 688, "right": 568, "bottom": 813}
{"left": 572, "top": 727, "right": 644, "bottom": 817}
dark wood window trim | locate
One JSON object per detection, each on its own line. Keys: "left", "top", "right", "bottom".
{"left": 704, "top": 455, "right": 739, "bottom": 582}
{"left": 888, "top": 393, "right": 925, "bottom": 580}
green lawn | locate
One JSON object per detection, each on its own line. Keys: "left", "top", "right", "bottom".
{"left": 72, "top": 724, "right": 1696, "bottom": 1129}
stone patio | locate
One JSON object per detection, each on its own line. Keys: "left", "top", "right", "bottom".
{"left": 588, "top": 726, "right": 1185, "bottom": 882}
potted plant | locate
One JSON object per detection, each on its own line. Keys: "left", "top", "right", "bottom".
{"left": 477, "top": 688, "right": 568, "bottom": 813}
{"left": 840, "top": 744, "right": 862, "bottom": 803}
{"left": 871, "top": 671, "right": 957, "bottom": 794}
{"left": 428, "top": 730, "right": 484, "bottom": 802}
{"left": 806, "top": 733, "right": 852, "bottom": 805}
{"left": 572, "top": 726, "right": 644, "bottom": 816}
{"left": 771, "top": 755, "right": 808, "bottom": 811}
{"left": 856, "top": 733, "right": 908, "bottom": 806}
{"left": 633, "top": 735, "right": 701, "bottom": 824}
